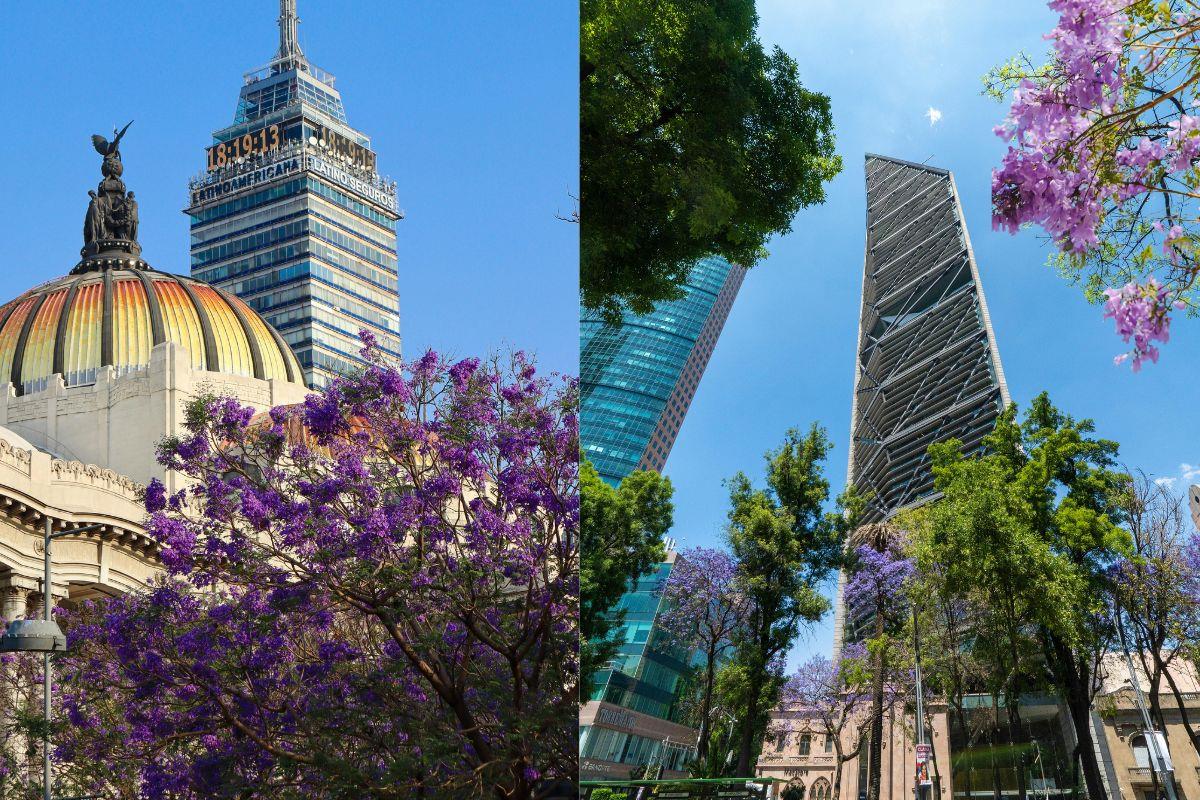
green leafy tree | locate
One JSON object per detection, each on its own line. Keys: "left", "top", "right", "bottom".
{"left": 914, "top": 392, "right": 1130, "bottom": 800}
{"left": 580, "top": 0, "right": 841, "bottom": 320}
{"left": 901, "top": 505, "right": 991, "bottom": 798}
{"left": 580, "top": 458, "right": 674, "bottom": 685}
{"left": 723, "top": 424, "right": 846, "bottom": 775}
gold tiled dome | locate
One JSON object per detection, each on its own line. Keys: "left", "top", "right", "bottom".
{"left": 0, "top": 269, "right": 304, "bottom": 395}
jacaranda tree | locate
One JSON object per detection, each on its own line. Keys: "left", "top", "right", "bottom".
{"left": 50, "top": 339, "right": 579, "bottom": 800}
{"left": 776, "top": 649, "right": 871, "bottom": 800}
{"left": 657, "top": 547, "right": 749, "bottom": 767}
{"left": 842, "top": 523, "right": 913, "bottom": 800}
{"left": 990, "top": 0, "right": 1200, "bottom": 369}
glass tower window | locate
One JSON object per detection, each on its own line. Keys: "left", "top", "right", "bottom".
{"left": 190, "top": 56, "right": 400, "bottom": 389}
{"left": 580, "top": 256, "right": 737, "bottom": 485}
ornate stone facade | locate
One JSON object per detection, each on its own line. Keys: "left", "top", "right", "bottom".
{"left": 0, "top": 340, "right": 308, "bottom": 491}
{"left": 0, "top": 337, "right": 308, "bottom": 612}
{"left": 757, "top": 699, "right": 952, "bottom": 800}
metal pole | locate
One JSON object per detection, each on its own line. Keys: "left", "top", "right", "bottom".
{"left": 913, "top": 606, "right": 925, "bottom": 800}
{"left": 1116, "top": 604, "right": 1177, "bottom": 800}
{"left": 43, "top": 516, "right": 51, "bottom": 800}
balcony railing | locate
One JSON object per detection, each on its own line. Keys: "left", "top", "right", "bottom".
{"left": 1128, "top": 766, "right": 1154, "bottom": 783}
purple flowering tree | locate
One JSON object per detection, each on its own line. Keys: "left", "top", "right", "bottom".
{"left": 775, "top": 649, "right": 871, "bottom": 800}
{"left": 48, "top": 339, "right": 578, "bottom": 799}
{"left": 1111, "top": 471, "right": 1200, "bottom": 752}
{"left": 843, "top": 523, "right": 913, "bottom": 800}
{"left": 990, "top": 0, "right": 1198, "bottom": 369}
{"left": 657, "top": 547, "right": 749, "bottom": 766}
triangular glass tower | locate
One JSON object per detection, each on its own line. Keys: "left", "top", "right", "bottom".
{"left": 834, "top": 154, "right": 1010, "bottom": 651}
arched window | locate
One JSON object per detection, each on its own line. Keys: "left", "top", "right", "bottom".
{"left": 1131, "top": 734, "right": 1150, "bottom": 768}
{"left": 775, "top": 730, "right": 789, "bottom": 752}
{"left": 824, "top": 734, "right": 834, "bottom": 753}
{"left": 811, "top": 778, "right": 831, "bottom": 800}
{"left": 799, "top": 734, "right": 812, "bottom": 756}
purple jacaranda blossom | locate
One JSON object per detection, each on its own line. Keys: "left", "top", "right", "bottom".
{"left": 844, "top": 543, "right": 914, "bottom": 618}
{"left": 991, "top": 0, "right": 1199, "bottom": 368}
{"left": 143, "top": 478, "right": 166, "bottom": 513}
{"left": 46, "top": 338, "right": 578, "bottom": 800}
{"left": 1103, "top": 279, "right": 1186, "bottom": 370}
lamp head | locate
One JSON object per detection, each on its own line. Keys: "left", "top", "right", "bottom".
{"left": 0, "top": 618, "right": 67, "bottom": 653}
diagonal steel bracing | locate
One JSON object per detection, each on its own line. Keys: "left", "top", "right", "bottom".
{"left": 849, "top": 154, "right": 1011, "bottom": 526}
{"left": 835, "top": 154, "right": 1011, "bottom": 653}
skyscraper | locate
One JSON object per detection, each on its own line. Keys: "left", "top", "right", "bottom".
{"left": 580, "top": 255, "right": 745, "bottom": 485}
{"left": 834, "top": 154, "right": 1009, "bottom": 651}
{"left": 184, "top": 0, "right": 402, "bottom": 388}
{"left": 579, "top": 549, "right": 700, "bottom": 781}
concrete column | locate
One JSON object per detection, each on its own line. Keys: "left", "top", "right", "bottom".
{"left": 0, "top": 587, "right": 27, "bottom": 622}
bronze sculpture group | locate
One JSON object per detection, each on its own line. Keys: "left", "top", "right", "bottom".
{"left": 83, "top": 121, "right": 139, "bottom": 247}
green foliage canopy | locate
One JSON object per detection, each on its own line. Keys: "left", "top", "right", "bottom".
{"left": 579, "top": 458, "right": 674, "bottom": 684}
{"left": 581, "top": 0, "right": 842, "bottom": 320}
{"left": 723, "top": 424, "right": 848, "bottom": 774}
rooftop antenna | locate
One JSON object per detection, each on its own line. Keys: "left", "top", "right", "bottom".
{"left": 277, "top": 0, "right": 306, "bottom": 68}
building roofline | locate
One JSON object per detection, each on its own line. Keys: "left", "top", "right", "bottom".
{"left": 864, "top": 153, "right": 950, "bottom": 177}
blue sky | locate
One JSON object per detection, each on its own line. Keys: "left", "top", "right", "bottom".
{"left": 662, "top": 0, "right": 1200, "bottom": 670}
{"left": 0, "top": 1, "right": 577, "bottom": 376}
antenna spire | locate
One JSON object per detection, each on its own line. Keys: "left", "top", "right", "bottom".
{"left": 277, "top": 0, "right": 305, "bottom": 65}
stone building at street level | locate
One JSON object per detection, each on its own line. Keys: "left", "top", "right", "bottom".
{"left": 756, "top": 698, "right": 952, "bottom": 800}
{"left": 758, "top": 656, "right": 1200, "bottom": 800}
{"left": 1092, "top": 654, "right": 1200, "bottom": 800}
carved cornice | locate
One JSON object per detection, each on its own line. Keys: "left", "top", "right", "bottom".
{"left": 49, "top": 458, "right": 142, "bottom": 496}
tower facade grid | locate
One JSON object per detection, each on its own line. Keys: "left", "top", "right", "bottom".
{"left": 184, "top": 1, "right": 401, "bottom": 388}
{"left": 833, "top": 154, "right": 1010, "bottom": 653}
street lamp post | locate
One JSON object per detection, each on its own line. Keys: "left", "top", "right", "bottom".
{"left": 1115, "top": 605, "right": 1178, "bottom": 800}
{"left": 0, "top": 518, "right": 102, "bottom": 800}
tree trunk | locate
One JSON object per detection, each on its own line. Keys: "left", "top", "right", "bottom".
{"left": 696, "top": 654, "right": 717, "bottom": 763}
{"left": 1064, "top": 680, "right": 1106, "bottom": 800}
{"left": 866, "top": 614, "right": 885, "bottom": 800}
{"left": 735, "top": 631, "right": 767, "bottom": 777}
{"left": 1006, "top": 699, "right": 1027, "bottom": 800}
{"left": 991, "top": 697, "right": 1002, "bottom": 800}
{"left": 735, "top": 697, "right": 758, "bottom": 777}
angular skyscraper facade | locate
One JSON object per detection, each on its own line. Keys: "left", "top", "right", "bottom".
{"left": 185, "top": 1, "right": 401, "bottom": 388}
{"left": 834, "top": 154, "right": 1009, "bottom": 651}
{"left": 580, "top": 255, "right": 745, "bottom": 485}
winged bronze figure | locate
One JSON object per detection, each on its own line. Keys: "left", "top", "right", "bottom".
{"left": 92, "top": 120, "right": 133, "bottom": 158}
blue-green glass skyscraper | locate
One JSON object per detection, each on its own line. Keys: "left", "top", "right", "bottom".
{"left": 580, "top": 550, "right": 701, "bottom": 780}
{"left": 579, "top": 256, "right": 745, "bottom": 781}
{"left": 580, "top": 255, "right": 745, "bottom": 485}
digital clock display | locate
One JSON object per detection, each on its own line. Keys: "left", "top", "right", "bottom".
{"left": 313, "top": 124, "right": 377, "bottom": 172}
{"left": 206, "top": 123, "right": 284, "bottom": 171}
